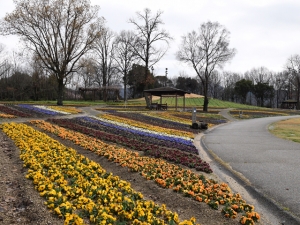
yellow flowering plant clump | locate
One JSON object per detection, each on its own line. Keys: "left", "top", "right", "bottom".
{"left": 0, "top": 113, "right": 17, "bottom": 118}
{"left": 29, "top": 120, "right": 261, "bottom": 224}
{"left": 47, "top": 106, "right": 82, "bottom": 114}
{"left": 100, "top": 113, "right": 194, "bottom": 139}
{"left": 1, "top": 122, "right": 199, "bottom": 225}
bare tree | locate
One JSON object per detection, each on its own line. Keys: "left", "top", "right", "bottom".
{"left": 222, "top": 71, "right": 241, "bottom": 102}
{"left": 114, "top": 30, "right": 139, "bottom": 101}
{"left": 286, "top": 54, "right": 300, "bottom": 109}
{"left": 245, "top": 67, "right": 272, "bottom": 84}
{"left": 0, "top": 44, "right": 11, "bottom": 78}
{"left": 129, "top": 8, "right": 172, "bottom": 92}
{"left": 93, "top": 26, "right": 118, "bottom": 101}
{"left": 78, "top": 57, "right": 97, "bottom": 88}
{"left": 1, "top": 0, "right": 104, "bottom": 105}
{"left": 208, "top": 71, "right": 222, "bottom": 99}
{"left": 272, "top": 71, "right": 288, "bottom": 108}
{"left": 176, "top": 21, "right": 236, "bottom": 111}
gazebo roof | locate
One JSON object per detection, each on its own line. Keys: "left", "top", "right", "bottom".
{"left": 144, "top": 87, "right": 190, "bottom": 96}
{"left": 282, "top": 99, "right": 298, "bottom": 103}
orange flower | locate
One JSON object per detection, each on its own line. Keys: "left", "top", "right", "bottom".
{"left": 188, "top": 190, "right": 195, "bottom": 196}
{"left": 231, "top": 204, "right": 239, "bottom": 211}
{"left": 195, "top": 196, "right": 202, "bottom": 202}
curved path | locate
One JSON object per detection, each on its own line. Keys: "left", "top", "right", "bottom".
{"left": 200, "top": 112, "right": 300, "bottom": 224}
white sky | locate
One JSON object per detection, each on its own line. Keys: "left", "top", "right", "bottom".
{"left": 1, "top": 0, "right": 300, "bottom": 77}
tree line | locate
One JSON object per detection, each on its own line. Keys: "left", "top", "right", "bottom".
{"left": 0, "top": 0, "right": 300, "bottom": 110}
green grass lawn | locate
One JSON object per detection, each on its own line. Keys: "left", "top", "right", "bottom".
{"left": 124, "top": 97, "right": 262, "bottom": 109}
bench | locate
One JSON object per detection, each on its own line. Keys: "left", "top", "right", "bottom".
{"left": 158, "top": 103, "right": 168, "bottom": 110}
{"left": 150, "top": 103, "right": 158, "bottom": 110}
{"left": 149, "top": 103, "right": 167, "bottom": 110}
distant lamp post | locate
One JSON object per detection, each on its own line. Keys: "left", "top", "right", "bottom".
{"left": 277, "top": 78, "right": 281, "bottom": 108}
{"left": 151, "top": 66, "right": 154, "bottom": 75}
{"left": 165, "top": 68, "right": 168, "bottom": 87}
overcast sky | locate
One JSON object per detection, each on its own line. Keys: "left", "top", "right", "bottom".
{"left": 1, "top": 0, "right": 300, "bottom": 77}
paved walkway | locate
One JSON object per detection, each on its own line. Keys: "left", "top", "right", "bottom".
{"left": 200, "top": 110, "right": 300, "bottom": 225}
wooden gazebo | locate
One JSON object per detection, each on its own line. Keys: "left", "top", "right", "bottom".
{"left": 281, "top": 99, "right": 298, "bottom": 109}
{"left": 144, "top": 87, "right": 190, "bottom": 111}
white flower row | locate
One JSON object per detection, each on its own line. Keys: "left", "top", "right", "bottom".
{"left": 34, "top": 105, "right": 71, "bottom": 115}
{"left": 91, "top": 115, "right": 193, "bottom": 142}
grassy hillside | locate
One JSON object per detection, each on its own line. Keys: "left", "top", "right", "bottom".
{"left": 0, "top": 97, "right": 269, "bottom": 110}
{"left": 125, "top": 96, "right": 261, "bottom": 110}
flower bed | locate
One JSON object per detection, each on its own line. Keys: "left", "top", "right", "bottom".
{"left": 107, "top": 111, "right": 196, "bottom": 133}
{"left": 0, "top": 113, "right": 16, "bottom": 118}
{"left": 53, "top": 116, "right": 197, "bottom": 153}
{"left": 0, "top": 105, "right": 32, "bottom": 117}
{"left": 47, "top": 106, "right": 82, "bottom": 114}
{"left": 46, "top": 117, "right": 209, "bottom": 172}
{"left": 17, "top": 104, "right": 64, "bottom": 116}
{"left": 92, "top": 116, "right": 194, "bottom": 145}
{"left": 143, "top": 112, "right": 192, "bottom": 125}
{"left": 100, "top": 114, "right": 194, "bottom": 139}
{"left": 144, "top": 111, "right": 227, "bottom": 126}
{"left": 167, "top": 112, "right": 227, "bottom": 125}
{"left": 30, "top": 120, "right": 261, "bottom": 224}
{"left": 1, "top": 122, "right": 198, "bottom": 225}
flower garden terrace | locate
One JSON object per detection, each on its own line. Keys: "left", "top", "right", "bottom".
{"left": 0, "top": 104, "right": 82, "bottom": 118}
{"left": 0, "top": 103, "right": 262, "bottom": 224}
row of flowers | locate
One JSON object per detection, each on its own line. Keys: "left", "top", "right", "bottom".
{"left": 47, "top": 117, "right": 210, "bottom": 172}
{"left": 92, "top": 116, "right": 194, "bottom": 145}
{"left": 142, "top": 112, "right": 192, "bottom": 126}
{"left": 143, "top": 111, "right": 226, "bottom": 127}
{"left": 30, "top": 120, "right": 260, "bottom": 224}
{"left": 47, "top": 106, "right": 82, "bottom": 114}
{"left": 0, "top": 105, "right": 32, "bottom": 117}
{"left": 1, "top": 122, "right": 198, "bottom": 225}
{"left": 51, "top": 117, "right": 198, "bottom": 153}
{"left": 167, "top": 112, "right": 228, "bottom": 125}
{"left": 0, "top": 104, "right": 82, "bottom": 118}
{"left": 105, "top": 111, "right": 196, "bottom": 133}
{"left": 99, "top": 113, "right": 195, "bottom": 139}
{"left": 17, "top": 104, "right": 65, "bottom": 116}
{"left": 0, "top": 112, "right": 16, "bottom": 118}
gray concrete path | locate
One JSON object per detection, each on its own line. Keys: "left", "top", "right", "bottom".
{"left": 218, "top": 108, "right": 238, "bottom": 122}
{"left": 200, "top": 114, "right": 300, "bottom": 225}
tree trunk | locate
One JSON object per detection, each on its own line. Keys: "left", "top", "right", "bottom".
{"left": 102, "top": 67, "right": 107, "bottom": 101}
{"left": 203, "top": 78, "right": 209, "bottom": 112}
{"left": 124, "top": 72, "right": 127, "bottom": 102}
{"left": 124, "top": 85, "right": 127, "bottom": 102}
{"left": 203, "top": 96, "right": 209, "bottom": 112}
{"left": 297, "top": 78, "right": 300, "bottom": 109}
{"left": 57, "top": 78, "right": 64, "bottom": 106}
